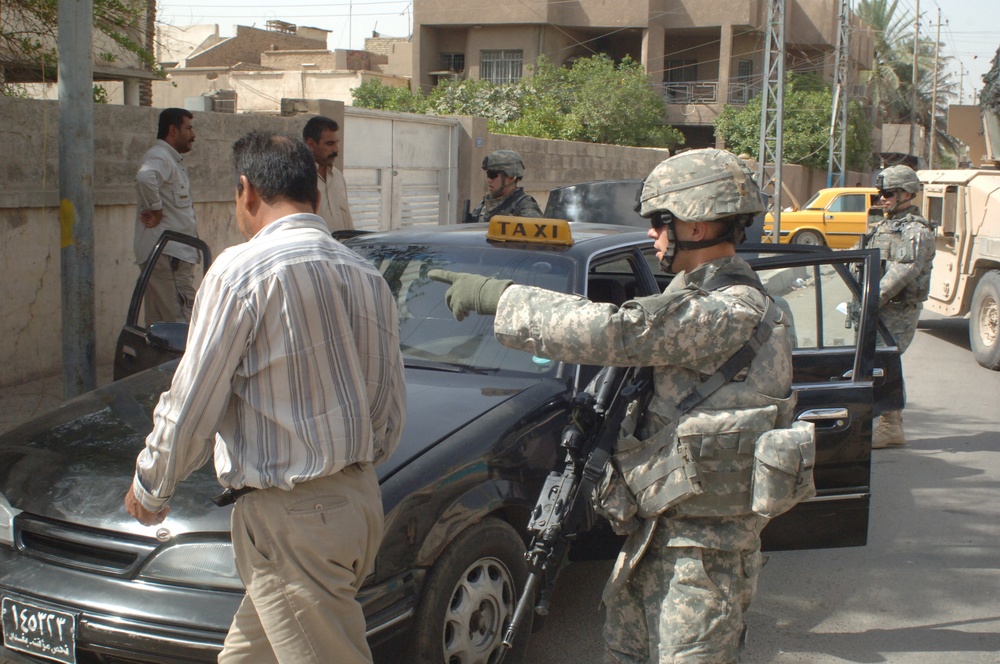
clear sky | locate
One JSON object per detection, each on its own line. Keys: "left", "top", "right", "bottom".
{"left": 919, "top": 0, "right": 998, "bottom": 105}
{"left": 154, "top": 0, "right": 998, "bottom": 105}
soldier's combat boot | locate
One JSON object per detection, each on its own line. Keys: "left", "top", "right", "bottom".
{"left": 873, "top": 410, "right": 905, "bottom": 448}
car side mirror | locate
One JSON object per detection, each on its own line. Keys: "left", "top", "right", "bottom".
{"left": 146, "top": 322, "right": 189, "bottom": 353}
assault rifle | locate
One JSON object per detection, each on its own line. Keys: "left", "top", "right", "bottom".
{"left": 498, "top": 365, "right": 653, "bottom": 661}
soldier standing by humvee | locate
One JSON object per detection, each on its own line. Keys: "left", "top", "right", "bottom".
{"left": 432, "top": 149, "right": 815, "bottom": 663}
{"left": 467, "top": 149, "right": 543, "bottom": 223}
{"left": 869, "top": 164, "right": 936, "bottom": 448}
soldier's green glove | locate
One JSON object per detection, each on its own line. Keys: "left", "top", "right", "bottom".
{"left": 427, "top": 269, "right": 514, "bottom": 321}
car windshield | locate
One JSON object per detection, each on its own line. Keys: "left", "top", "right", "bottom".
{"left": 350, "top": 240, "right": 577, "bottom": 377}
{"left": 802, "top": 191, "right": 825, "bottom": 209}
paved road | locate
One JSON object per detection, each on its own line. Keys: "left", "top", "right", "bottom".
{"left": 526, "top": 312, "right": 1000, "bottom": 663}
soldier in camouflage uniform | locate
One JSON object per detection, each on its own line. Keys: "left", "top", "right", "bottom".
{"left": 869, "top": 165, "right": 935, "bottom": 448}
{"left": 431, "top": 148, "right": 801, "bottom": 663}
{"left": 467, "top": 149, "right": 543, "bottom": 223}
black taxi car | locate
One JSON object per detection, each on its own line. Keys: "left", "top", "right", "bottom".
{"left": 0, "top": 219, "right": 902, "bottom": 664}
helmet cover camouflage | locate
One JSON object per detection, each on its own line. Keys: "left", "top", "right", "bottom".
{"left": 638, "top": 148, "right": 764, "bottom": 224}
{"left": 483, "top": 150, "right": 525, "bottom": 178}
{"left": 876, "top": 165, "right": 921, "bottom": 194}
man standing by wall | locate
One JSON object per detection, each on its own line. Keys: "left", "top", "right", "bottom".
{"left": 467, "top": 149, "right": 542, "bottom": 223}
{"left": 124, "top": 131, "right": 406, "bottom": 663}
{"left": 303, "top": 115, "right": 355, "bottom": 233}
{"left": 135, "top": 107, "right": 199, "bottom": 326}
{"left": 869, "top": 164, "right": 935, "bottom": 448}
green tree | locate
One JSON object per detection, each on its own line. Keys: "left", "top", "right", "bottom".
{"left": 352, "top": 54, "right": 685, "bottom": 149}
{"left": 1, "top": 0, "right": 158, "bottom": 96}
{"left": 714, "top": 73, "right": 873, "bottom": 171}
{"left": 352, "top": 78, "right": 428, "bottom": 113}
{"left": 982, "top": 45, "right": 1000, "bottom": 115}
{"left": 493, "top": 55, "right": 683, "bottom": 147}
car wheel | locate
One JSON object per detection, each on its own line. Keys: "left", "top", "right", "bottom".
{"left": 405, "top": 517, "right": 532, "bottom": 664}
{"left": 791, "top": 230, "right": 825, "bottom": 246}
{"left": 970, "top": 270, "right": 1000, "bottom": 370}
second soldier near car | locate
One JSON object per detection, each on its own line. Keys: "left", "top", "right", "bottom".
{"left": 467, "top": 149, "right": 543, "bottom": 223}
{"left": 868, "top": 164, "right": 935, "bottom": 448}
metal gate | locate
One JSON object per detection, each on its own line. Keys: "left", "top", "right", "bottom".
{"left": 344, "top": 107, "right": 461, "bottom": 230}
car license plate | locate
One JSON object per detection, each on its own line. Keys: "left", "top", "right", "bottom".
{"left": 1, "top": 594, "right": 76, "bottom": 664}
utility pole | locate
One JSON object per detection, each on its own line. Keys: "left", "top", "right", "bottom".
{"left": 929, "top": 9, "right": 942, "bottom": 168}
{"left": 908, "top": 0, "right": 920, "bottom": 160}
{"left": 58, "top": 0, "right": 97, "bottom": 397}
{"left": 757, "top": 0, "right": 786, "bottom": 242}
{"left": 827, "top": 0, "right": 851, "bottom": 188}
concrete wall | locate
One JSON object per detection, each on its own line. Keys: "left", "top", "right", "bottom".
{"left": 948, "top": 105, "right": 990, "bottom": 166}
{"left": 0, "top": 98, "right": 316, "bottom": 388}
{"left": 489, "top": 136, "right": 671, "bottom": 211}
{"left": 153, "top": 70, "right": 409, "bottom": 113}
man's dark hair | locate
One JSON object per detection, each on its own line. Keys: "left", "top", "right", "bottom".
{"left": 233, "top": 131, "right": 319, "bottom": 208}
{"left": 157, "top": 108, "right": 193, "bottom": 140}
{"left": 302, "top": 116, "right": 340, "bottom": 143}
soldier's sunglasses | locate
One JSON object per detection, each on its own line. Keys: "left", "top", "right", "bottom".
{"left": 649, "top": 211, "right": 674, "bottom": 230}
{"left": 878, "top": 189, "right": 899, "bottom": 199}
{"left": 486, "top": 170, "right": 502, "bottom": 179}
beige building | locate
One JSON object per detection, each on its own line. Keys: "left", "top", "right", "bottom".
{"left": 152, "top": 22, "right": 412, "bottom": 113}
{"left": 410, "top": 0, "right": 875, "bottom": 147}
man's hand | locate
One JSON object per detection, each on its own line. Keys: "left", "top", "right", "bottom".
{"left": 140, "top": 209, "right": 163, "bottom": 228}
{"left": 428, "top": 269, "right": 514, "bottom": 321}
{"left": 125, "top": 486, "right": 170, "bottom": 526}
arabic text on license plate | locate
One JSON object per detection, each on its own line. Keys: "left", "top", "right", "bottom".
{"left": 2, "top": 594, "right": 76, "bottom": 664}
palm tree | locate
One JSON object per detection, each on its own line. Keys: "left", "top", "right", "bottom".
{"left": 856, "top": 0, "right": 959, "bottom": 164}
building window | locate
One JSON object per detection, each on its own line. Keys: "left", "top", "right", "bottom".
{"left": 666, "top": 59, "right": 698, "bottom": 83}
{"left": 440, "top": 53, "right": 465, "bottom": 73}
{"left": 737, "top": 59, "right": 754, "bottom": 80}
{"left": 480, "top": 50, "right": 523, "bottom": 84}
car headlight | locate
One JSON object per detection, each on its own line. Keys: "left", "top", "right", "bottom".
{"left": 139, "top": 540, "right": 243, "bottom": 591}
{"left": 0, "top": 493, "right": 22, "bottom": 547}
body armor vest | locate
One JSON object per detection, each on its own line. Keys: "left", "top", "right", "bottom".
{"left": 868, "top": 212, "right": 934, "bottom": 304}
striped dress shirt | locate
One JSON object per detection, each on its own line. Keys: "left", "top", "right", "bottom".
{"left": 133, "top": 213, "right": 406, "bottom": 511}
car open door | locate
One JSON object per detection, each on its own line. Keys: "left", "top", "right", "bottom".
{"left": 747, "top": 246, "right": 903, "bottom": 550}
{"left": 113, "top": 231, "right": 211, "bottom": 380}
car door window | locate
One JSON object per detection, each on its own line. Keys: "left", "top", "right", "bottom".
{"left": 828, "top": 195, "right": 867, "bottom": 213}
{"left": 756, "top": 263, "right": 857, "bottom": 350}
{"left": 114, "top": 232, "right": 212, "bottom": 381}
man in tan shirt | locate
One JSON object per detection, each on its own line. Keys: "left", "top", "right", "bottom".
{"left": 303, "top": 116, "right": 355, "bottom": 233}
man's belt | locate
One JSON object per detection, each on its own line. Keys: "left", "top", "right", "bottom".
{"left": 211, "top": 486, "right": 257, "bottom": 507}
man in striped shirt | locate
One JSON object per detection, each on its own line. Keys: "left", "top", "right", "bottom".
{"left": 125, "top": 131, "right": 406, "bottom": 663}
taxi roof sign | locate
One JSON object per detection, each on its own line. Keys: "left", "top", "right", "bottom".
{"left": 486, "top": 216, "right": 573, "bottom": 246}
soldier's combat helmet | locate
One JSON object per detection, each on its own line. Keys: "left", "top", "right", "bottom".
{"left": 637, "top": 148, "right": 764, "bottom": 224}
{"left": 876, "top": 164, "right": 921, "bottom": 194}
{"left": 637, "top": 149, "right": 764, "bottom": 273}
{"left": 482, "top": 149, "right": 525, "bottom": 178}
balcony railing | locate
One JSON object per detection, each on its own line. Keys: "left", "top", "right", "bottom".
{"left": 658, "top": 80, "right": 762, "bottom": 106}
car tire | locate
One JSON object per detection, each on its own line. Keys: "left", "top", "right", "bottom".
{"left": 791, "top": 230, "right": 825, "bottom": 246}
{"left": 970, "top": 270, "right": 1000, "bottom": 370}
{"left": 405, "top": 517, "right": 532, "bottom": 664}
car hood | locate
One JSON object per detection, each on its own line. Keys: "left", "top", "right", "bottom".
{"left": 0, "top": 363, "right": 533, "bottom": 537}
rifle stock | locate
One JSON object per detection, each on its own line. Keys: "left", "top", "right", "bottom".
{"left": 497, "top": 365, "right": 652, "bottom": 660}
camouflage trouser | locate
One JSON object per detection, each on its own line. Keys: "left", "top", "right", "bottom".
{"left": 880, "top": 302, "right": 921, "bottom": 355}
{"left": 603, "top": 546, "right": 762, "bottom": 664}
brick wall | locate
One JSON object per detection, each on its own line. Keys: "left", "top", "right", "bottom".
{"left": 187, "top": 25, "right": 328, "bottom": 67}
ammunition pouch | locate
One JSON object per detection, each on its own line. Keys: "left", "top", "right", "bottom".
{"left": 615, "top": 403, "right": 779, "bottom": 519}
{"left": 593, "top": 398, "right": 642, "bottom": 534}
{"left": 750, "top": 420, "right": 816, "bottom": 518}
